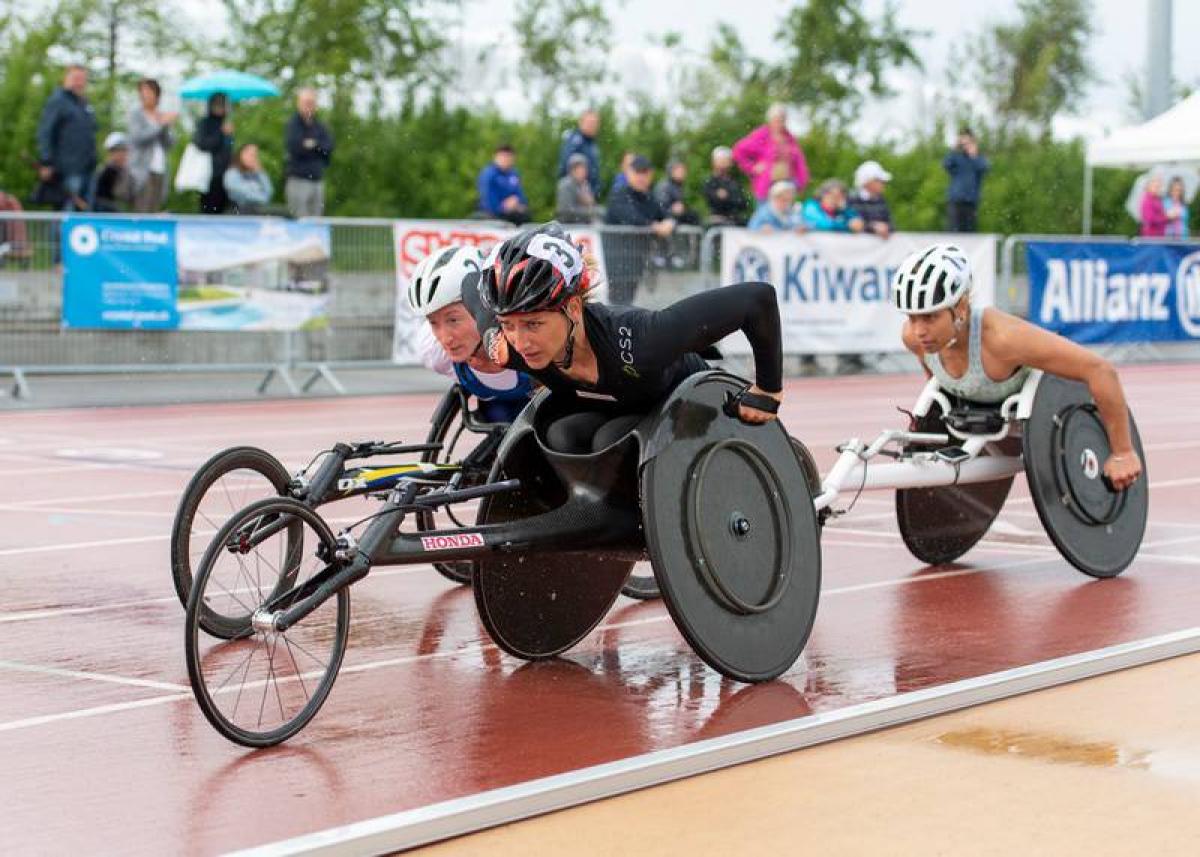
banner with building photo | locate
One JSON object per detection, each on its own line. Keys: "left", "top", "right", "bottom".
{"left": 61, "top": 216, "right": 331, "bottom": 331}
{"left": 175, "top": 218, "right": 331, "bottom": 331}
{"left": 1026, "top": 241, "right": 1200, "bottom": 343}
{"left": 391, "top": 220, "right": 608, "bottom": 365}
{"left": 719, "top": 230, "right": 997, "bottom": 355}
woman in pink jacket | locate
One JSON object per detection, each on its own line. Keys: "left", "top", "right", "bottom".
{"left": 732, "top": 103, "right": 810, "bottom": 201}
{"left": 1139, "top": 174, "right": 1169, "bottom": 237}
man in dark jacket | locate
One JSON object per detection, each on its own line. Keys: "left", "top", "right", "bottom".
{"left": 603, "top": 155, "right": 675, "bottom": 304}
{"left": 35, "top": 64, "right": 98, "bottom": 211}
{"left": 702, "top": 146, "right": 749, "bottom": 226}
{"left": 557, "top": 109, "right": 601, "bottom": 197}
{"left": 848, "top": 160, "right": 894, "bottom": 237}
{"left": 284, "top": 87, "right": 334, "bottom": 217}
{"left": 943, "top": 127, "right": 989, "bottom": 232}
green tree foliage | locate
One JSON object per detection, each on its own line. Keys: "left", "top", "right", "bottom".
{"left": 774, "top": 0, "right": 922, "bottom": 127}
{"left": 962, "top": 0, "right": 1096, "bottom": 133}
{"left": 512, "top": 0, "right": 612, "bottom": 112}
{"left": 0, "top": 0, "right": 1153, "bottom": 235}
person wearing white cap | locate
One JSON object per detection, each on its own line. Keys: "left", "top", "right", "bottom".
{"left": 849, "top": 160, "right": 894, "bottom": 238}
{"left": 89, "top": 131, "right": 132, "bottom": 211}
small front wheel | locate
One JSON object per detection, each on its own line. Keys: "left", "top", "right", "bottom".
{"left": 185, "top": 498, "right": 350, "bottom": 748}
{"left": 171, "top": 446, "right": 292, "bottom": 637}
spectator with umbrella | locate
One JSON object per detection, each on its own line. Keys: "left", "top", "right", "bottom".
{"left": 179, "top": 71, "right": 280, "bottom": 214}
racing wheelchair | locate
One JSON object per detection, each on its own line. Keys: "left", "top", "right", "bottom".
{"left": 183, "top": 371, "right": 822, "bottom": 746}
{"left": 815, "top": 370, "right": 1149, "bottom": 579}
{"left": 171, "top": 384, "right": 662, "bottom": 639}
{"left": 182, "top": 369, "right": 1147, "bottom": 747}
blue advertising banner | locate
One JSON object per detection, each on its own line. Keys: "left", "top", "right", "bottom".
{"left": 1026, "top": 241, "right": 1200, "bottom": 343}
{"left": 61, "top": 216, "right": 178, "bottom": 329}
{"left": 60, "top": 217, "right": 332, "bottom": 331}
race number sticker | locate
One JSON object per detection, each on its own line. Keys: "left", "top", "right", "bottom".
{"left": 526, "top": 233, "right": 583, "bottom": 284}
{"left": 420, "top": 532, "right": 485, "bottom": 551}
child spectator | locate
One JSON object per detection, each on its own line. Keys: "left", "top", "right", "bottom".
{"left": 90, "top": 132, "right": 132, "bottom": 212}
{"left": 802, "top": 179, "right": 863, "bottom": 232}
{"left": 748, "top": 180, "right": 805, "bottom": 232}
{"left": 223, "top": 143, "right": 274, "bottom": 215}
{"left": 555, "top": 152, "right": 598, "bottom": 224}
{"left": 703, "top": 146, "right": 749, "bottom": 226}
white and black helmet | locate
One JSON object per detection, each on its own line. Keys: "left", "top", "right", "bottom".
{"left": 892, "top": 243, "right": 971, "bottom": 314}
{"left": 406, "top": 245, "right": 483, "bottom": 317}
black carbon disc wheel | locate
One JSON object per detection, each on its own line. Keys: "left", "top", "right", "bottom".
{"left": 171, "top": 446, "right": 294, "bottom": 638}
{"left": 641, "top": 373, "right": 821, "bottom": 683}
{"left": 1023, "top": 375, "right": 1149, "bottom": 578}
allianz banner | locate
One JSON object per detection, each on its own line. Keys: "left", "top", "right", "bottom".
{"left": 392, "top": 220, "right": 608, "bottom": 364}
{"left": 1026, "top": 241, "right": 1200, "bottom": 343}
{"left": 720, "top": 230, "right": 997, "bottom": 354}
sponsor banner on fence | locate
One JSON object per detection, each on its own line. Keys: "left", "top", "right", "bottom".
{"left": 1026, "top": 241, "right": 1200, "bottom": 343}
{"left": 62, "top": 216, "right": 331, "bottom": 331}
{"left": 392, "top": 220, "right": 607, "bottom": 364}
{"left": 62, "top": 216, "right": 177, "bottom": 329}
{"left": 720, "top": 230, "right": 997, "bottom": 354}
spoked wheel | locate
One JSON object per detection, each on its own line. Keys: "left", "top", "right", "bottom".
{"left": 171, "top": 446, "right": 292, "bottom": 638}
{"left": 420, "top": 387, "right": 496, "bottom": 585}
{"left": 185, "top": 498, "right": 349, "bottom": 748}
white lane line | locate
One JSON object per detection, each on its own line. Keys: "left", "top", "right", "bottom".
{"left": 1, "top": 488, "right": 185, "bottom": 510}
{"left": 0, "top": 462, "right": 120, "bottom": 477}
{"left": 0, "top": 533, "right": 170, "bottom": 557}
{"left": 0, "top": 552, "right": 1076, "bottom": 735}
{"left": 1142, "top": 534, "right": 1200, "bottom": 549}
{"left": 0, "top": 659, "right": 189, "bottom": 692}
{"left": 0, "top": 505, "right": 176, "bottom": 519}
{"left": 0, "top": 692, "right": 193, "bottom": 733}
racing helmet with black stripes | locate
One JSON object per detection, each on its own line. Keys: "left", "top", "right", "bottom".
{"left": 478, "top": 222, "right": 588, "bottom": 315}
{"left": 892, "top": 243, "right": 972, "bottom": 314}
{"left": 406, "top": 245, "right": 483, "bottom": 317}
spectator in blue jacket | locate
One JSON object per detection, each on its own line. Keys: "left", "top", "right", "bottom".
{"left": 35, "top": 64, "right": 98, "bottom": 211}
{"left": 802, "top": 179, "right": 863, "bottom": 232}
{"left": 748, "top": 180, "right": 806, "bottom": 232}
{"left": 477, "top": 144, "right": 529, "bottom": 225}
{"left": 223, "top": 143, "right": 274, "bottom": 215}
{"left": 943, "top": 127, "right": 989, "bottom": 232}
{"left": 557, "top": 109, "right": 601, "bottom": 196}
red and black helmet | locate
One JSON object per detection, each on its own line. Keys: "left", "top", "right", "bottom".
{"left": 479, "top": 222, "right": 588, "bottom": 315}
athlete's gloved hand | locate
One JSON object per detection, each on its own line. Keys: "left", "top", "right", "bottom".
{"left": 1103, "top": 450, "right": 1142, "bottom": 492}
{"left": 723, "top": 384, "right": 781, "bottom": 425}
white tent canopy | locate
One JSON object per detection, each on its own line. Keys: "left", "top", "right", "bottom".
{"left": 1082, "top": 93, "right": 1200, "bottom": 232}
{"left": 1087, "top": 92, "right": 1200, "bottom": 167}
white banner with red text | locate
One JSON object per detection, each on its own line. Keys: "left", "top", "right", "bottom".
{"left": 719, "top": 230, "right": 997, "bottom": 354}
{"left": 392, "top": 220, "right": 608, "bottom": 364}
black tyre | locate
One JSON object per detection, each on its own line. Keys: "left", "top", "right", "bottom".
{"left": 171, "top": 446, "right": 293, "bottom": 638}
{"left": 620, "top": 565, "right": 660, "bottom": 600}
{"left": 185, "top": 498, "right": 349, "bottom": 748}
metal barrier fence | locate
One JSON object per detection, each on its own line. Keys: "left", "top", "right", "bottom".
{"left": 5, "top": 217, "right": 1197, "bottom": 400}
{"left": 0, "top": 213, "right": 709, "bottom": 399}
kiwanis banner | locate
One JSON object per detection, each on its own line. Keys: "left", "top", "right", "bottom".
{"left": 392, "top": 220, "right": 608, "bottom": 364}
{"left": 720, "top": 230, "right": 997, "bottom": 354}
{"left": 1026, "top": 241, "right": 1200, "bottom": 343}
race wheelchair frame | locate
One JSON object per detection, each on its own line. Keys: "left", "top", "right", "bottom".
{"left": 182, "top": 369, "right": 1147, "bottom": 748}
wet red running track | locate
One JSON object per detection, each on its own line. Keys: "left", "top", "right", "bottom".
{"left": 1, "top": 366, "right": 1198, "bottom": 854}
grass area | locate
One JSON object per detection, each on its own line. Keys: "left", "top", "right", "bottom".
{"left": 300, "top": 315, "right": 330, "bottom": 331}
{"left": 178, "top": 285, "right": 241, "bottom": 302}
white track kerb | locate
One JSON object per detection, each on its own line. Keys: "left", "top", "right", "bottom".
{"left": 230, "top": 628, "right": 1200, "bottom": 857}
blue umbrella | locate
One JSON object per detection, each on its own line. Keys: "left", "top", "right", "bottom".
{"left": 179, "top": 70, "right": 280, "bottom": 103}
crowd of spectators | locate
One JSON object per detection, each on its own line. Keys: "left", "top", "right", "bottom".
{"left": 25, "top": 66, "right": 991, "bottom": 242}
{"left": 28, "top": 64, "right": 334, "bottom": 219}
